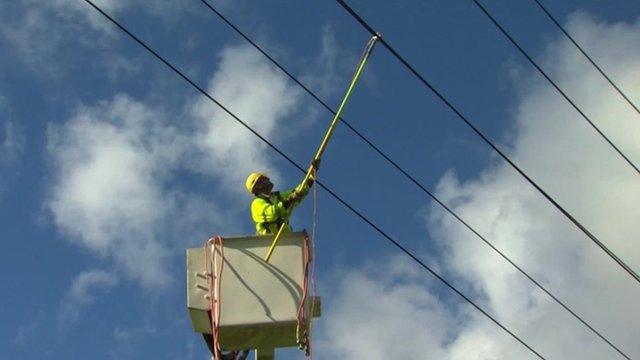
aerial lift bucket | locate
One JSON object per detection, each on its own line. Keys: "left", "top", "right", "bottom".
{"left": 187, "top": 231, "right": 320, "bottom": 359}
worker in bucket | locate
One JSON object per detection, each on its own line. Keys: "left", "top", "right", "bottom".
{"left": 246, "top": 159, "right": 320, "bottom": 235}
{"left": 204, "top": 160, "right": 320, "bottom": 360}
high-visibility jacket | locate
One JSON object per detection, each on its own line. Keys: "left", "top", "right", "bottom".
{"left": 251, "top": 177, "right": 312, "bottom": 235}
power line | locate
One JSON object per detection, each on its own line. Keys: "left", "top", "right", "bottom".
{"left": 531, "top": 0, "right": 640, "bottom": 118}
{"left": 195, "top": 1, "right": 630, "bottom": 358}
{"left": 81, "top": 1, "right": 546, "bottom": 358}
{"left": 469, "top": 0, "right": 640, "bottom": 176}
{"left": 335, "top": 0, "right": 640, "bottom": 286}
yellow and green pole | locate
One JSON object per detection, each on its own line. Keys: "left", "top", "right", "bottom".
{"left": 265, "top": 34, "right": 380, "bottom": 262}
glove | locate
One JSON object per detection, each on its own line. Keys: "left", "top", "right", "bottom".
{"left": 288, "top": 191, "right": 303, "bottom": 204}
{"left": 306, "top": 159, "right": 320, "bottom": 187}
{"left": 311, "top": 158, "right": 321, "bottom": 171}
{"left": 282, "top": 199, "right": 292, "bottom": 208}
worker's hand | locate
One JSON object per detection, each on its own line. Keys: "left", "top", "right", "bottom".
{"left": 282, "top": 199, "right": 292, "bottom": 208}
{"left": 311, "top": 158, "right": 321, "bottom": 171}
{"left": 290, "top": 191, "right": 304, "bottom": 203}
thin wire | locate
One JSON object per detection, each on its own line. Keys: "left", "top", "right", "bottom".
{"left": 309, "top": 169, "right": 318, "bottom": 360}
{"left": 469, "top": 0, "right": 640, "bottom": 176}
{"left": 81, "top": 1, "right": 546, "bottom": 358}
{"left": 196, "top": 1, "right": 630, "bottom": 358}
{"left": 335, "top": 0, "right": 640, "bottom": 287}
{"left": 531, "top": 0, "right": 640, "bottom": 118}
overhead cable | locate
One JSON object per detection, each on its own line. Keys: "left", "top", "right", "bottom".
{"left": 469, "top": 0, "right": 640, "bottom": 175}
{"left": 335, "top": 0, "right": 640, "bottom": 286}
{"left": 531, "top": 0, "right": 640, "bottom": 118}
{"left": 81, "top": 1, "right": 546, "bottom": 358}
{"left": 196, "top": 1, "right": 630, "bottom": 358}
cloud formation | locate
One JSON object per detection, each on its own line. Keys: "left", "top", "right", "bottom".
{"left": 0, "top": 0, "right": 121, "bottom": 73}
{"left": 190, "top": 44, "right": 303, "bottom": 196}
{"left": 0, "top": 0, "right": 191, "bottom": 76}
{"left": 320, "top": 12, "right": 640, "bottom": 360}
{"left": 318, "top": 258, "right": 455, "bottom": 359}
{"left": 1, "top": 120, "right": 23, "bottom": 167}
{"left": 47, "top": 95, "right": 183, "bottom": 287}
{"left": 59, "top": 270, "right": 118, "bottom": 325}
{"left": 301, "top": 25, "right": 343, "bottom": 98}
{"left": 0, "top": 99, "right": 24, "bottom": 200}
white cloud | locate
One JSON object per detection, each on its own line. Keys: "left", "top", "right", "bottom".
{"left": 1, "top": 120, "right": 24, "bottom": 167}
{"left": 301, "top": 25, "right": 342, "bottom": 98}
{"left": 0, "top": 4, "right": 61, "bottom": 73}
{"left": 47, "top": 95, "right": 186, "bottom": 287}
{"left": 317, "top": 258, "right": 455, "bottom": 359}
{"left": 59, "top": 270, "right": 118, "bottom": 325}
{"left": 113, "top": 325, "right": 157, "bottom": 341}
{"left": 43, "top": 0, "right": 194, "bottom": 32}
{"left": 317, "top": 256, "right": 539, "bottom": 360}
{"left": 14, "top": 311, "right": 44, "bottom": 346}
{"left": 294, "top": 24, "right": 349, "bottom": 131}
{"left": 190, "top": 44, "right": 303, "bottom": 196}
{"left": 47, "top": 0, "right": 133, "bottom": 33}
{"left": 0, "top": 1, "right": 118, "bottom": 75}
{"left": 0, "top": 100, "right": 24, "bottom": 200}
{"left": 320, "top": 12, "right": 640, "bottom": 360}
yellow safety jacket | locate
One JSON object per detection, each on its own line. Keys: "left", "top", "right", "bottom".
{"left": 251, "top": 177, "right": 313, "bottom": 235}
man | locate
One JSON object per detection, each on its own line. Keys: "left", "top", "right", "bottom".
{"left": 205, "top": 161, "right": 319, "bottom": 359}
{"left": 246, "top": 159, "right": 319, "bottom": 235}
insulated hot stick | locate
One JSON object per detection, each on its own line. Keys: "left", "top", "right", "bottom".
{"left": 264, "top": 34, "right": 379, "bottom": 262}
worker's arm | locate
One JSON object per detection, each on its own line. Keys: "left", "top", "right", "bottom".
{"left": 251, "top": 197, "right": 290, "bottom": 224}
{"left": 287, "top": 158, "right": 320, "bottom": 206}
{"left": 285, "top": 174, "right": 314, "bottom": 208}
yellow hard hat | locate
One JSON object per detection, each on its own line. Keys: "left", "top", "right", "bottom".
{"left": 245, "top": 172, "right": 266, "bottom": 194}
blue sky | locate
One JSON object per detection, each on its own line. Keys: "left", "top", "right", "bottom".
{"left": 1, "top": 0, "right": 639, "bottom": 359}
